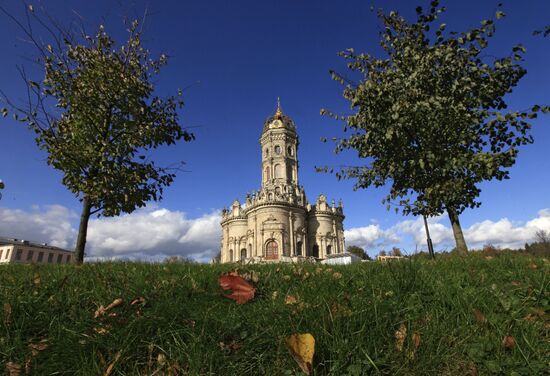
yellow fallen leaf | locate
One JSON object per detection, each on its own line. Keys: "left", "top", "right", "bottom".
{"left": 94, "top": 298, "right": 123, "bottom": 318}
{"left": 394, "top": 323, "right": 407, "bottom": 352}
{"left": 285, "top": 333, "right": 315, "bottom": 375}
{"left": 33, "top": 273, "right": 41, "bottom": 287}
{"left": 332, "top": 272, "right": 342, "bottom": 280}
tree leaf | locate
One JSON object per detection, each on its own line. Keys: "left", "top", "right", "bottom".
{"left": 218, "top": 273, "right": 256, "bottom": 304}
{"left": 285, "top": 333, "right": 315, "bottom": 375}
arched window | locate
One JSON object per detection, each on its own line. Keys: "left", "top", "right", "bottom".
{"left": 229, "top": 249, "right": 233, "bottom": 262}
{"left": 327, "top": 245, "right": 332, "bottom": 255}
{"left": 287, "top": 146, "right": 293, "bottom": 156}
{"left": 265, "top": 240, "right": 278, "bottom": 260}
{"left": 265, "top": 166, "right": 270, "bottom": 181}
{"left": 274, "top": 164, "right": 281, "bottom": 178}
{"left": 240, "top": 248, "right": 247, "bottom": 260}
{"left": 296, "top": 241, "right": 303, "bottom": 256}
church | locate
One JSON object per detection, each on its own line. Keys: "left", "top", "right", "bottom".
{"left": 220, "top": 100, "right": 345, "bottom": 263}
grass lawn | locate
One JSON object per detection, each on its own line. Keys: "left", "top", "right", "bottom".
{"left": 1, "top": 253, "right": 548, "bottom": 375}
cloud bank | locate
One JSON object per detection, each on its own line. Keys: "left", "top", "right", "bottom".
{"left": 1, "top": 205, "right": 549, "bottom": 261}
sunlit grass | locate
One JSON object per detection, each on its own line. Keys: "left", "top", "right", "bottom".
{"left": 0, "top": 253, "right": 548, "bottom": 375}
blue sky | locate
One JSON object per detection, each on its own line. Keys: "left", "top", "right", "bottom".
{"left": 1, "top": 0, "right": 549, "bottom": 260}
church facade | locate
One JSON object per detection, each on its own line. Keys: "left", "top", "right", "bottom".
{"left": 220, "top": 101, "right": 345, "bottom": 263}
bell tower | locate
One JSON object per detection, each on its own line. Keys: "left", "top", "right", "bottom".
{"left": 260, "top": 98, "right": 299, "bottom": 189}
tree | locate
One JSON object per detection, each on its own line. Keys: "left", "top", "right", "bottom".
{"left": 346, "top": 245, "right": 371, "bottom": 260}
{"left": 535, "top": 230, "right": 550, "bottom": 244}
{"left": 378, "top": 250, "right": 387, "bottom": 257}
{"left": 322, "top": 1, "right": 547, "bottom": 254}
{"left": 0, "top": 10, "right": 194, "bottom": 263}
{"left": 390, "top": 247, "right": 403, "bottom": 257}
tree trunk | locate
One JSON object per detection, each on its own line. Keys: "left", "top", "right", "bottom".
{"left": 447, "top": 206, "right": 468, "bottom": 255}
{"left": 74, "top": 195, "right": 92, "bottom": 264}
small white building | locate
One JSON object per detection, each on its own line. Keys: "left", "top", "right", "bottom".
{"left": 321, "top": 252, "right": 362, "bottom": 265}
{"left": 0, "top": 238, "right": 73, "bottom": 264}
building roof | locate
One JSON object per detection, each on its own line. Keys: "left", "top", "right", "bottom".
{"left": 0, "top": 237, "right": 73, "bottom": 253}
{"left": 262, "top": 98, "right": 297, "bottom": 134}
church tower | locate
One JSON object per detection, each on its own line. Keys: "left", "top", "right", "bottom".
{"left": 261, "top": 98, "right": 299, "bottom": 189}
{"left": 220, "top": 99, "right": 345, "bottom": 263}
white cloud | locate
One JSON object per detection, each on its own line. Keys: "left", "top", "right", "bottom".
{"left": 0, "top": 205, "right": 77, "bottom": 249}
{"left": 0, "top": 205, "right": 221, "bottom": 262}
{"left": 345, "top": 208, "right": 550, "bottom": 255}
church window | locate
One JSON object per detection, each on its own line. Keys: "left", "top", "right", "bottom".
{"left": 265, "top": 166, "right": 270, "bottom": 181}
{"left": 296, "top": 241, "right": 302, "bottom": 256}
{"left": 275, "top": 145, "right": 281, "bottom": 155}
{"left": 288, "top": 146, "right": 293, "bottom": 156}
{"left": 265, "top": 240, "right": 278, "bottom": 260}
{"left": 229, "top": 249, "right": 233, "bottom": 262}
{"left": 327, "top": 245, "right": 332, "bottom": 255}
{"left": 240, "top": 248, "right": 247, "bottom": 260}
{"left": 265, "top": 148, "right": 269, "bottom": 156}
{"left": 274, "top": 164, "right": 281, "bottom": 178}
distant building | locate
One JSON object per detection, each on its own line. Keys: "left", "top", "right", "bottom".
{"left": 321, "top": 252, "right": 362, "bottom": 265}
{"left": 220, "top": 100, "right": 345, "bottom": 263}
{"left": 377, "top": 255, "right": 404, "bottom": 262}
{"left": 0, "top": 238, "right": 73, "bottom": 264}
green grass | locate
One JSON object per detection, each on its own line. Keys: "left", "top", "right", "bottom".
{"left": 1, "top": 253, "right": 548, "bottom": 375}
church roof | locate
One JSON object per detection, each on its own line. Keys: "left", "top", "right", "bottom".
{"left": 262, "top": 98, "right": 296, "bottom": 134}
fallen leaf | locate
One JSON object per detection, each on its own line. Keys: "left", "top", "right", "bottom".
{"left": 330, "top": 302, "right": 351, "bottom": 318}
{"left": 218, "top": 274, "right": 256, "bottom": 304}
{"left": 28, "top": 339, "right": 49, "bottom": 356}
{"left": 472, "top": 308, "right": 486, "bottom": 325}
{"left": 3, "top": 303, "right": 12, "bottom": 325}
{"left": 5, "top": 362, "right": 22, "bottom": 376}
{"left": 94, "top": 298, "right": 123, "bottom": 318}
{"left": 272, "top": 291, "right": 279, "bottom": 300}
{"left": 102, "top": 351, "right": 121, "bottom": 376}
{"left": 285, "top": 333, "right": 315, "bottom": 375}
{"left": 394, "top": 324, "right": 407, "bottom": 352}
{"left": 285, "top": 295, "right": 298, "bottom": 305}
{"left": 130, "top": 297, "right": 146, "bottom": 306}
{"left": 32, "top": 273, "right": 41, "bottom": 287}
{"left": 157, "top": 353, "right": 167, "bottom": 366}
{"left": 412, "top": 332, "right": 421, "bottom": 349}
{"left": 502, "top": 335, "right": 515, "bottom": 350}
{"left": 332, "top": 272, "right": 342, "bottom": 280}
{"left": 218, "top": 341, "right": 242, "bottom": 353}
{"left": 528, "top": 262, "right": 538, "bottom": 269}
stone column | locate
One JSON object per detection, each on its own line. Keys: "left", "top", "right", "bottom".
{"left": 289, "top": 212, "right": 295, "bottom": 257}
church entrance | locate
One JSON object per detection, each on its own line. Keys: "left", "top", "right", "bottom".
{"left": 312, "top": 244, "right": 319, "bottom": 258}
{"left": 265, "top": 240, "right": 278, "bottom": 260}
{"left": 240, "top": 248, "right": 247, "bottom": 260}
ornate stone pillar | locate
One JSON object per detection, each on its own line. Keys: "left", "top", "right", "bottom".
{"left": 289, "top": 212, "right": 295, "bottom": 256}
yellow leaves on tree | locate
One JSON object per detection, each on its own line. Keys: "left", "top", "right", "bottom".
{"left": 218, "top": 273, "right": 256, "bottom": 304}
{"left": 285, "top": 333, "right": 315, "bottom": 375}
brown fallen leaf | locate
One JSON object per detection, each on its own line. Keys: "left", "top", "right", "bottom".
{"left": 472, "top": 308, "right": 486, "bottom": 325}
{"left": 3, "top": 303, "right": 12, "bottom": 325}
{"left": 502, "top": 335, "right": 515, "bottom": 350}
{"left": 528, "top": 262, "right": 538, "bottom": 269}
{"left": 5, "top": 362, "right": 22, "bottom": 376}
{"left": 218, "top": 273, "right": 256, "bottom": 304}
{"left": 130, "top": 297, "right": 146, "bottom": 306}
{"left": 412, "top": 332, "right": 421, "bottom": 349}
{"left": 332, "top": 272, "right": 342, "bottom": 280}
{"left": 102, "top": 351, "right": 121, "bottom": 376}
{"left": 394, "top": 323, "right": 407, "bottom": 352}
{"left": 94, "top": 298, "right": 123, "bottom": 318}
{"left": 285, "top": 295, "right": 298, "bottom": 305}
{"left": 218, "top": 341, "right": 242, "bottom": 353}
{"left": 28, "top": 339, "right": 49, "bottom": 356}
{"left": 285, "top": 333, "right": 315, "bottom": 375}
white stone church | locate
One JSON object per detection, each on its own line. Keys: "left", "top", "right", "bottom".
{"left": 220, "top": 100, "right": 345, "bottom": 263}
